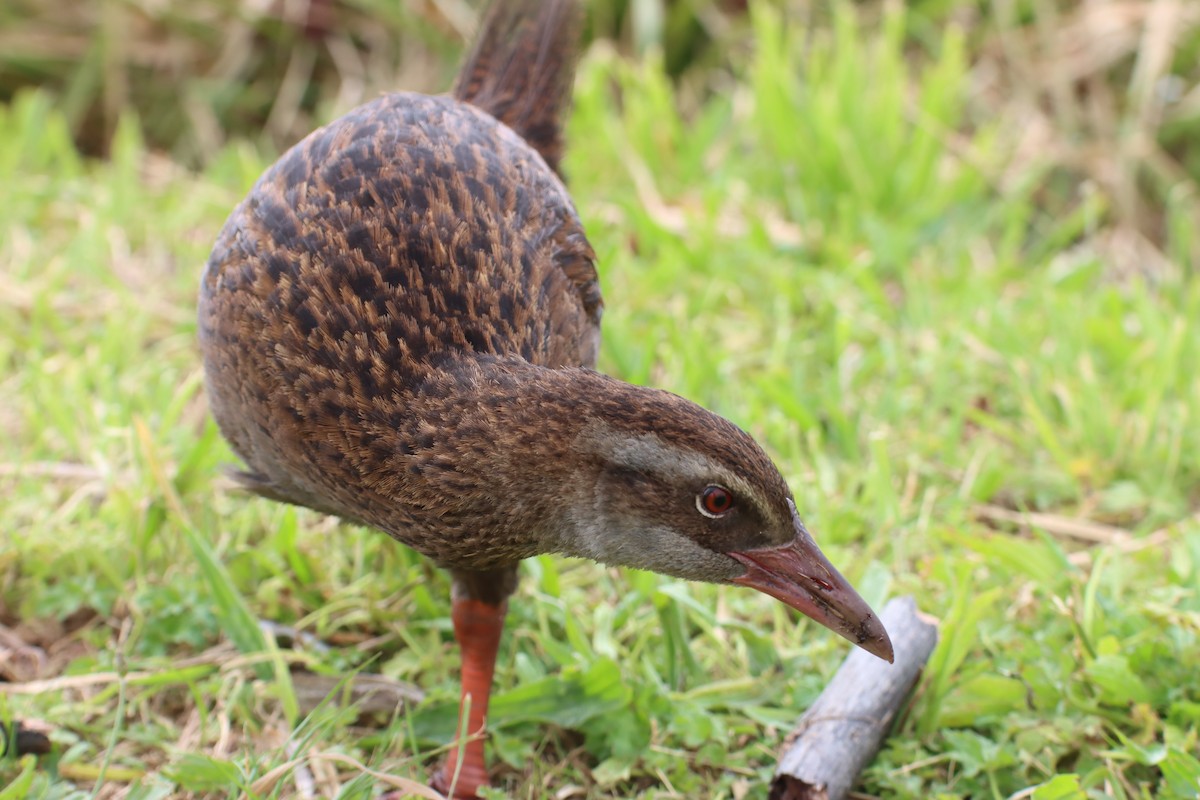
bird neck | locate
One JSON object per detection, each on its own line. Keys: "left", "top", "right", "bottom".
{"left": 360, "top": 355, "right": 608, "bottom": 565}
{"left": 377, "top": 355, "right": 743, "bottom": 583}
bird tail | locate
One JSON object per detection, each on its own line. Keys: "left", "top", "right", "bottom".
{"left": 453, "top": 0, "right": 584, "bottom": 177}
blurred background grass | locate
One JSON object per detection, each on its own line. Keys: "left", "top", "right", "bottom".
{"left": 0, "top": 0, "right": 748, "bottom": 163}
{"left": 2, "top": 0, "right": 1199, "bottom": 273}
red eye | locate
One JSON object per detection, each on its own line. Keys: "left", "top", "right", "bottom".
{"left": 697, "top": 485, "right": 735, "bottom": 518}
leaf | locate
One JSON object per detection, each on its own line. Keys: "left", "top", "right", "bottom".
{"left": 126, "top": 665, "right": 216, "bottom": 687}
{"left": 941, "top": 729, "right": 1017, "bottom": 778}
{"left": 0, "top": 757, "right": 37, "bottom": 800}
{"left": 591, "top": 756, "right": 635, "bottom": 787}
{"left": 124, "top": 780, "right": 178, "bottom": 800}
{"left": 664, "top": 698, "right": 717, "bottom": 748}
{"left": 490, "top": 657, "right": 628, "bottom": 728}
{"left": 1084, "top": 654, "right": 1153, "bottom": 706}
{"left": 938, "top": 674, "right": 1028, "bottom": 726}
{"left": 1030, "top": 774, "right": 1086, "bottom": 800}
{"left": 580, "top": 699, "right": 650, "bottom": 763}
{"left": 1160, "top": 747, "right": 1200, "bottom": 800}
{"left": 411, "top": 658, "right": 630, "bottom": 742}
{"left": 1098, "top": 481, "right": 1148, "bottom": 514}
{"left": 163, "top": 754, "right": 244, "bottom": 791}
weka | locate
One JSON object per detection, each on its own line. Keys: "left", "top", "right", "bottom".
{"left": 198, "top": 1, "right": 893, "bottom": 796}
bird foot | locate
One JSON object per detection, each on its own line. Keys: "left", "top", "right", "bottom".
{"left": 430, "top": 760, "right": 490, "bottom": 799}
{"left": 427, "top": 596, "right": 507, "bottom": 799}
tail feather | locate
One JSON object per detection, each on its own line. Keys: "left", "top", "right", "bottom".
{"left": 453, "top": 0, "right": 583, "bottom": 177}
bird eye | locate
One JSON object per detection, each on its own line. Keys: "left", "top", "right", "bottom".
{"left": 697, "top": 485, "right": 735, "bottom": 518}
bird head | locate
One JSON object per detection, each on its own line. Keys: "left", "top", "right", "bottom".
{"left": 558, "top": 377, "right": 894, "bottom": 663}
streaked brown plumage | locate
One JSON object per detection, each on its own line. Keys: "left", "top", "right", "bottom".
{"left": 199, "top": 1, "right": 891, "bottom": 796}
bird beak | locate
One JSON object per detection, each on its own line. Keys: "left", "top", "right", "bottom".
{"left": 727, "top": 509, "right": 894, "bottom": 663}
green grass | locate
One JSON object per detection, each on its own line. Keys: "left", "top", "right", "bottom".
{"left": 2, "top": 4, "right": 1199, "bottom": 799}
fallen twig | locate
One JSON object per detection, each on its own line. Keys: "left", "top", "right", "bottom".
{"left": 974, "top": 503, "right": 1134, "bottom": 546}
{"left": 975, "top": 503, "right": 1192, "bottom": 554}
{"left": 770, "top": 596, "right": 939, "bottom": 800}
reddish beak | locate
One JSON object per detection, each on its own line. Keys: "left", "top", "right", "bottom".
{"left": 728, "top": 509, "right": 894, "bottom": 663}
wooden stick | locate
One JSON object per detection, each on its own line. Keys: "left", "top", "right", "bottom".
{"left": 770, "top": 596, "right": 939, "bottom": 800}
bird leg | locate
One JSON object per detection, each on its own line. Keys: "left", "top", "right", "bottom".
{"left": 432, "top": 596, "right": 507, "bottom": 799}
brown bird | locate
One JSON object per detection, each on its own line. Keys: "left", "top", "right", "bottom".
{"left": 198, "top": 1, "right": 893, "bottom": 796}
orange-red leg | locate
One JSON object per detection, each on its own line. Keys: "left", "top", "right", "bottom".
{"left": 431, "top": 597, "right": 507, "bottom": 799}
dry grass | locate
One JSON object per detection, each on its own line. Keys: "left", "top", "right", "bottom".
{"left": 969, "top": 0, "right": 1200, "bottom": 275}
{"left": 0, "top": 0, "right": 752, "bottom": 164}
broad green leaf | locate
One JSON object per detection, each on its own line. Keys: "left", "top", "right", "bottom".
{"left": 1084, "top": 654, "right": 1153, "bottom": 706}
{"left": 0, "top": 757, "right": 37, "bottom": 800}
{"left": 164, "top": 754, "right": 244, "bottom": 791}
{"left": 1031, "top": 773, "right": 1086, "bottom": 800}
{"left": 938, "top": 674, "right": 1029, "bottom": 726}
{"left": 411, "top": 658, "right": 629, "bottom": 742}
